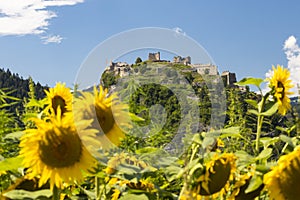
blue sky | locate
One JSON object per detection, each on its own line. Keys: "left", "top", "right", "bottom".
{"left": 0, "top": 0, "right": 300, "bottom": 92}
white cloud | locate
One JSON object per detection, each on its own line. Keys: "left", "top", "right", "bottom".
{"left": 41, "top": 34, "right": 63, "bottom": 44}
{"left": 262, "top": 36, "right": 300, "bottom": 96}
{"left": 284, "top": 35, "right": 300, "bottom": 95}
{"left": 0, "top": 0, "right": 83, "bottom": 42}
{"left": 173, "top": 27, "right": 186, "bottom": 36}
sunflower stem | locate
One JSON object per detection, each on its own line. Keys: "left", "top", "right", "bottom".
{"left": 52, "top": 185, "right": 60, "bottom": 200}
{"left": 255, "top": 93, "right": 269, "bottom": 154}
{"left": 255, "top": 115, "right": 264, "bottom": 154}
{"left": 95, "top": 176, "right": 100, "bottom": 200}
{"left": 179, "top": 142, "right": 200, "bottom": 199}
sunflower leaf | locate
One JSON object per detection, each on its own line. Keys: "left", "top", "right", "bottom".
{"left": 0, "top": 156, "right": 23, "bottom": 172}
{"left": 279, "top": 135, "right": 295, "bottom": 148}
{"left": 4, "top": 131, "right": 23, "bottom": 140}
{"left": 119, "top": 193, "right": 149, "bottom": 200}
{"left": 245, "top": 175, "right": 263, "bottom": 194}
{"left": 256, "top": 148, "right": 272, "bottom": 160}
{"left": 235, "top": 150, "right": 255, "bottom": 166}
{"left": 164, "top": 165, "right": 183, "bottom": 182}
{"left": 248, "top": 109, "right": 259, "bottom": 116}
{"left": 245, "top": 99, "right": 258, "bottom": 109}
{"left": 3, "top": 189, "right": 52, "bottom": 199}
{"left": 259, "top": 137, "right": 279, "bottom": 149}
{"left": 235, "top": 77, "right": 264, "bottom": 88}
{"left": 261, "top": 103, "right": 278, "bottom": 116}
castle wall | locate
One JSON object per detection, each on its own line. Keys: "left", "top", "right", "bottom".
{"left": 192, "top": 64, "right": 218, "bottom": 75}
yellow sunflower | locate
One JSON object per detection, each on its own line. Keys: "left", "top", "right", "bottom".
{"left": 121, "top": 179, "right": 155, "bottom": 191}
{"left": 73, "top": 86, "right": 131, "bottom": 149}
{"left": 263, "top": 146, "right": 300, "bottom": 200}
{"left": 104, "top": 152, "right": 148, "bottom": 175}
{"left": 45, "top": 82, "right": 73, "bottom": 116}
{"left": 19, "top": 112, "right": 96, "bottom": 190}
{"left": 230, "top": 170, "right": 264, "bottom": 200}
{"left": 181, "top": 153, "right": 236, "bottom": 199}
{"left": 111, "top": 188, "right": 121, "bottom": 200}
{"left": 268, "top": 65, "right": 294, "bottom": 115}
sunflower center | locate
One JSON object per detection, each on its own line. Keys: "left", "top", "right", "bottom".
{"left": 200, "top": 159, "right": 231, "bottom": 195}
{"left": 95, "top": 104, "right": 115, "bottom": 134}
{"left": 52, "top": 95, "right": 67, "bottom": 115}
{"left": 277, "top": 81, "right": 285, "bottom": 100}
{"left": 39, "top": 128, "right": 82, "bottom": 168}
{"left": 278, "top": 155, "right": 300, "bottom": 199}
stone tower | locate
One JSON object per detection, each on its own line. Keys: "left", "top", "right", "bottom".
{"left": 148, "top": 52, "right": 160, "bottom": 61}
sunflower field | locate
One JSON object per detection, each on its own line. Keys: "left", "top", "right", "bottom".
{"left": 0, "top": 64, "right": 299, "bottom": 200}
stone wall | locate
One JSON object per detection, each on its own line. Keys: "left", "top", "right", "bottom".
{"left": 192, "top": 64, "right": 218, "bottom": 75}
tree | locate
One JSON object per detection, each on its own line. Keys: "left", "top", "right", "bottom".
{"left": 135, "top": 57, "right": 142, "bottom": 64}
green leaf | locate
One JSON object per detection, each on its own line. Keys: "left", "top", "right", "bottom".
{"left": 119, "top": 193, "right": 149, "bottom": 200}
{"left": 136, "top": 147, "right": 159, "bottom": 154}
{"left": 260, "top": 137, "right": 279, "bottom": 149}
{"left": 116, "top": 163, "right": 141, "bottom": 175}
{"left": 202, "top": 137, "right": 216, "bottom": 150}
{"left": 235, "top": 77, "right": 263, "bottom": 88}
{"left": 164, "top": 165, "right": 183, "bottom": 182}
{"left": 130, "top": 113, "right": 145, "bottom": 122}
{"left": 219, "top": 132, "right": 242, "bottom": 138}
{"left": 25, "top": 99, "right": 45, "bottom": 108}
{"left": 155, "top": 156, "right": 178, "bottom": 167}
{"left": 4, "top": 131, "right": 23, "bottom": 140}
{"left": 256, "top": 148, "right": 272, "bottom": 160}
{"left": 192, "top": 133, "right": 202, "bottom": 144}
{"left": 205, "top": 127, "right": 240, "bottom": 137}
{"left": 255, "top": 164, "right": 271, "bottom": 174}
{"left": 245, "top": 175, "right": 263, "bottom": 194}
{"left": 248, "top": 109, "right": 259, "bottom": 116}
{"left": 3, "top": 189, "right": 52, "bottom": 199}
{"left": 0, "top": 102, "right": 18, "bottom": 108}
{"left": 235, "top": 151, "right": 255, "bottom": 166}
{"left": 0, "top": 156, "right": 23, "bottom": 172}
{"left": 188, "top": 163, "right": 203, "bottom": 177}
{"left": 245, "top": 99, "right": 258, "bottom": 109}
{"left": 279, "top": 135, "right": 295, "bottom": 148}
{"left": 261, "top": 103, "right": 278, "bottom": 116}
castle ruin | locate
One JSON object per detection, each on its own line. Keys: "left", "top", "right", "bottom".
{"left": 173, "top": 56, "right": 191, "bottom": 65}
{"left": 148, "top": 52, "right": 160, "bottom": 61}
{"left": 221, "top": 71, "right": 237, "bottom": 87}
{"left": 191, "top": 63, "right": 219, "bottom": 76}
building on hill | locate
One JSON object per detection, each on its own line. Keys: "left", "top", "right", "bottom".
{"left": 148, "top": 52, "right": 160, "bottom": 61}
{"left": 107, "top": 61, "right": 130, "bottom": 77}
{"left": 221, "top": 71, "right": 237, "bottom": 87}
{"left": 191, "top": 63, "right": 219, "bottom": 76}
{"left": 173, "top": 56, "right": 191, "bottom": 65}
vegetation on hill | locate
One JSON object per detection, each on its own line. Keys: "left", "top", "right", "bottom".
{"left": 0, "top": 63, "right": 299, "bottom": 199}
{"left": 0, "top": 68, "right": 47, "bottom": 116}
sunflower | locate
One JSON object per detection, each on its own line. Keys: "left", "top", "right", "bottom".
{"left": 45, "top": 82, "right": 73, "bottom": 116}
{"left": 121, "top": 179, "right": 155, "bottom": 191}
{"left": 73, "top": 86, "right": 131, "bottom": 149}
{"left": 19, "top": 112, "right": 96, "bottom": 190}
{"left": 182, "top": 153, "right": 236, "bottom": 199}
{"left": 230, "top": 170, "right": 264, "bottom": 200}
{"left": 268, "top": 65, "right": 294, "bottom": 115}
{"left": 263, "top": 146, "right": 300, "bottom": 200}
{"left": 104, "top": 152, "right": 148, "bottom": 175}
{"left": 111, "top": 188, "right": 121, "bottom": 200}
